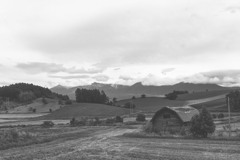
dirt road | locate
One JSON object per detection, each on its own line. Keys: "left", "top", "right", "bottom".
{"left": 0, "top": 126, "right": 240, "bottom": 160}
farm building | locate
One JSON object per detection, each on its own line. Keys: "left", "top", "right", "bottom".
{"left": 151, "top": 106, "right": 199, "bottom": 134}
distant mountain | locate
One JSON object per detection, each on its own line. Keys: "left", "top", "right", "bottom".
{"left": 51, "top": 82, "right": 234, "bottom": 100}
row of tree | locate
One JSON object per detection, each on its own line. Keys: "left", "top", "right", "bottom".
{"left": 165, "top": 90, "right": 188, "bottom": 100}
{"left": 75, "top": 88, "right": 109, "bottom": 104}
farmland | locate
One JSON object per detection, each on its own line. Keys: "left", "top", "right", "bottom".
{"left": 116, "top": 97, "right": 186, "bottom": 112}
{"left": 39, "top": 103, "right": 130, "bottom": 120}
{"left": 0, "top": 125, "right": 240, "bottom": 160}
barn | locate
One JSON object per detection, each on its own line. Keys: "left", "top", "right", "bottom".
{"left": 150, "top": 106, "right": 199, "bottom": 134}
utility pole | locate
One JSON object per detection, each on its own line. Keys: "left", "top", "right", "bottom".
{"left": 228, "top": 97, "right": 231, "bottom": 137}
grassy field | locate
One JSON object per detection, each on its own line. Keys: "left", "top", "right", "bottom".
{"left": 40, "top": 103, "right": 130, "bottom": 120}
{"left": 191, "top": 98, "right": 227, "bottom": 112}
{"left": 116, "top": 97, "right": 186, "bottom": 113}
{"left": 1, "top": 125, "right": 240, "bottom": 160}
{"left": 177, "top": 90, "right": 229, "bottom": 101}
{"left": 7, "top": 98, "right": 61, "bottom": 114}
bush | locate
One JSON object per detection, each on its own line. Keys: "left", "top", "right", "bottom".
{"left": 212, "top": 114, "right": 217, "bottom": 119}
{"left": 105, "top": 118, "right": 115, "bottom": 125}
{"left": 65, "top": 100, "right": 72, "bottom": 105}
{"left": 143, "top": 121, "right": 153, "bottom": 133}
{"left": 32, "top": 108, "right": 36, "bottom": 113}
{"left": 115, "top": 116, "right": 123, "bottom": 123}
{"left": 41, "top": 121, "right": 54, "bottom": 128}
{"left": 49, "top": 108, "right": 52, "bottom": 113}
{"left": 136, "top": 113, "right": 146, "bottom": 122}
{"left": 70, "top": 117, "right": 76, "bottom": 126}
{"left": 218, "top": 113, "right": 224, "bottom": 119}
{"left": 190, "top": 107, "right": 215, "bottom": 138}
{"left": 42, "top": 98, "right": 48, "bottom": 104}
{"left": 141, "top": 94, "right": 146, "bottom": 98}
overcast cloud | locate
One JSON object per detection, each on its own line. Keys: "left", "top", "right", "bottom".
{"left": 0, "top": 0, "right": 240, "bottom": 87}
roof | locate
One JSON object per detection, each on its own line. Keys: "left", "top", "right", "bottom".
{"left": 151, "top": 106, "right": 199, "bottom": 123}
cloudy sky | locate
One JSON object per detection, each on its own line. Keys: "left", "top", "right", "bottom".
{"left": 0, "top": 0, "right": 240, "bottom": 87}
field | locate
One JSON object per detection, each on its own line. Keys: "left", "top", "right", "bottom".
{"left": 176, "top": 90, "right": 229, "bottom": 101}
{"left": 40, "top": 103, "right": 130, "bottom": 120}
{"left": 116, "top": 97, "right": 186, "bottom": 113}
{"left": 1, "top": 125, "right": 240, "bottom": 160}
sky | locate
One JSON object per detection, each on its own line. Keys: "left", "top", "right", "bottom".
{"left": 0, "top": 0, "right": 240, "bottom": 88}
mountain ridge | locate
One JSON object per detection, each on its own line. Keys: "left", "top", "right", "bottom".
{"left": 51, "top": 82, "right": 235, "bottom": 100}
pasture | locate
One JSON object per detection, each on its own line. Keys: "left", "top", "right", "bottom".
{"left": 0, "top": 125, "right": 240, "bottom": 160}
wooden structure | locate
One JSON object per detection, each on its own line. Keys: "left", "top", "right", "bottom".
{"left": 151, "top": 106, "right": 199, "bottom": 134}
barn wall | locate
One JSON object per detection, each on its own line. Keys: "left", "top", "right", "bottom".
{"left": 152, "top": 110, "right": 183, "bottom": 134}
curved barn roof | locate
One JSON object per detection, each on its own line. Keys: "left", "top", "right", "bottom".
{"left": 151, "top": 106, "right": 199, "bottom": 123}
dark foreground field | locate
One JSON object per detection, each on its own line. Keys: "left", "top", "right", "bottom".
{"left": 0, "top": 125, "right": 240, "bottom": 160}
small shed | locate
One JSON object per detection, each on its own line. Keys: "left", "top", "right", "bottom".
{"left": 150, "top": 106, "right": 199, "bottom": 134}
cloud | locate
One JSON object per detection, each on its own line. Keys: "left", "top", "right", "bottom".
{"left": 162, "top": 68, "right": 175, "bottom": 75}
{"left": 184, "top": 70, "right": 240, "bottom": 86}
{"left": 49, "top": 75, "right": 90, "bottom": 79}
{"left": 119, "top": 75, "right": 133, "bottom": 81}
{"left": 93, "top": 75, "right": 109, "bottom": 82}
{"left": 225, "top": 6, "right": 240, "bottom": 14}
{"left": 16, "top": 62, "right": 103, "bottom": 74}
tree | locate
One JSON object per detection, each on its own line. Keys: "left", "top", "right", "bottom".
{"left": 141, "top": 94, "right": 146, "bottom": 98}
{"left": 190, "top": 107, "right": 215, "bottom": 138}
{"left": 18, "top": 91, "right": 36, "bottom": 103}
{"left": 112, "top": 97, "right": 117, "bottom": 103}
{"left": 132, "top": 96, "right": 136, "bottom": 99}
{"left": 226, "top": 90, "right": 240, "bottom": 111}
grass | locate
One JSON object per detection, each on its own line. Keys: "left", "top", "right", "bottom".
{"left": 1, "top": 125, "right": 240, "bottom": 159}
{"left": 191, "top": 98, "right": 227, "bottom": 111}
{"left": 177, "top": 90, "right": 230, "bottom": 101}
{"left": 39, "top": 102, "right": 130, "bottom": 120}
{"left": 0, "top": 125, "right": 108, "bottom": 151}
{"left": 116, "top": 97, "right": 186, "bottom": 113}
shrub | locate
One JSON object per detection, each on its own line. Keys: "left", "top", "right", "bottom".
{"left": 105, "top": 118, "right": 115, "bottom": 125}
{"left": 136, "top": 113, "right": 146, "bottom": 122}
{"left": 41, "top": 121, "right": 54, "bottom": 128}
{"left": 143, "top": 121, "right": 153, "bottom": 133}
{"left": 32, "top": 108, "right": 36, "bottom": 113}
{"left": 42, "top": 97, "right": 48, "bottom": 104}
{"left": 115, "top": 116, "right": 123, "bottom": 123}
{"left": 218, "top": 113, "right": 224, "bottom": 119}
{"left": 212, "top": 114, "right": 217, "bottom": 119}
{"left": 190, "top": 107, "right": 215, "bottom": 138}
{"left": 70, "top": 117, "right": 76, "bottom": 126}
{"left": 141, "top": 94, "right": 146, "bottom": 98}
{"left": 65, "top": 100, "right": 72, "bottom": 105}
{"left": 49, "top": 108, "right": 52, "bottom": 113}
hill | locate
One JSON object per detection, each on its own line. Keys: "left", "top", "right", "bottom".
{"left": 115, "top": 97, "right": 186, "bottom": 113}
{"left": 0, "top": 83, "right": 69, "bottom": 101}
{"left": 40, "top": 103, "right": 130, "bottom": 120}
{"left": 51, "top": 82, "right": 232, "bottom": 100}
{"left": 176, "top": 90, "right": 230, "bottom": 101}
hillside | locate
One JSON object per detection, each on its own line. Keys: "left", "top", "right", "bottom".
{"left": 115, "top": 97, "right": 186, "bottom": 113}
{"left": 51, "top": 82, "right": 231, "bottom": 100}
{"left": 40, "top": 103, "right": 130, "bottom": 120}
{"left": 0, "top": 83, "right": 69, "bottom": 101}
{"left": 176, "top": 90, "right": 230, "bottom": 101}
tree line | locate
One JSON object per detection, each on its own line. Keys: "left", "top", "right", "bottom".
{"left": 165, "top": 90, "right": 188, "bottom": 100}
{"left": 75, "top": 88, "right": 108, "bottom": 104}
{"left": 0, "top": 83, "right": 69, "bottom": 102}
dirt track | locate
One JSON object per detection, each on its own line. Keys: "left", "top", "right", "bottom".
{"left": 0, "top": 126, "right": 240, "bottom": 160}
